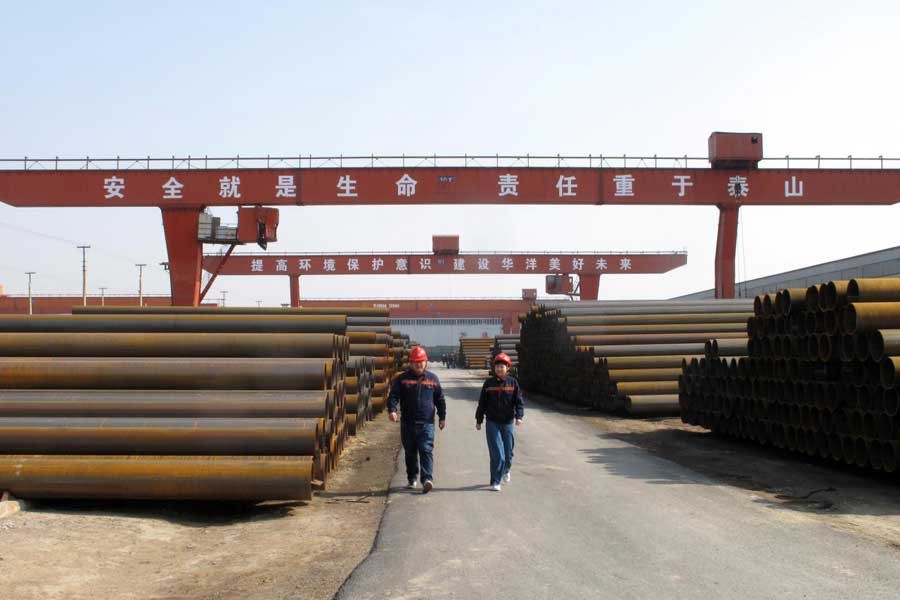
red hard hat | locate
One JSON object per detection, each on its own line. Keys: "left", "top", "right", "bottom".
{"left": 493, "top": 352, "right": 512, "bottom": 367}
{"left": 409, "top": 346, "right": 428, "bottom": 362}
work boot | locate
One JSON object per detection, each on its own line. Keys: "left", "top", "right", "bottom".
{"left": 406, "top": 480, "right": 418, "bottom": 489}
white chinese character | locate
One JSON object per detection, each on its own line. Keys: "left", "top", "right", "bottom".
{"left": 276, "top": 175, "right": 297, "bottom": 198}
{"left": 571, "top": 257, "right": 584, "bottom": 271}
{"left": 727, "top": 175, "right": 749, "bottom": 198}
{"left": 323, "top": 259, "right": 336, "bottom": 272}
{"left": 595, "top": 258, "right": 608, "bottom": 271}
{"left": 549, "top": 258, "right": 561, "bottom": 271}
{"left": 275, "top": 259, "right": 288, "bottom": 272}
{"left": 395, "top": 174, "right": 417, "bottom": 197}
{"left": 525, "top": 258, "right": 537, "bottom": 271}
{"left": 672, "top": 175, "right": 693, "bottom": 197}
{"left": 784, "top": 176, "right": 804, "bottom": 198}
{"left": 337, "top": 175, "right": 358, "bottom": 197}
{"left": 453, "top": 258, "right": 466, "bottom": 271}
{"left": 613, "top": 174, "right": 635, "bottom": 197}
{"left": 419, "top": 258, "right": 432, "bottom": 270}
{"left": 371, "top": 257, "right": 385, "bottom": 271}
{"left": 103, "top": 176, "right": 125, "bottom": 199}
{"left": 477, "top": 257, "right": 490, "bottom": 271}
{"left": 619, "top": 257, "right": 632, "bottom": 271}
{"left": 162, "top": 177, "right": 184, "bottom": 200}
{"left": 501, "top": 257, "right": 514, "bottom": 271}
{"left": 219, "top": 176, "right": 241, "bottom": 199}
{"left": 250, "top": 259, "right": 264, "bottom": 272}
{"left": 556, "top": 175, "right": 578, "bottom": 197}
{"left": 395, "top": 258, "right": 408, "bottom": 272}
{"left": 498, "top": 174, "right": 519, "bottom": 197}
{"left": 347, "top": 258, "right": 360, "bottom": 271}
{"left": 298, "top": 258, "right": 312, "bottom": 271}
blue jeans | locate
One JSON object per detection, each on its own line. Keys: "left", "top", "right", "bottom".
{"left": 485, "top": 419, "right": 515, "bottom": 486}
{"left": 401, "top": 421, "right": 435, "bottom": 483}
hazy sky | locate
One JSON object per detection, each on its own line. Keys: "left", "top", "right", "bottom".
{"left": 1, "top": 1, "right": 898, "bottom": 305}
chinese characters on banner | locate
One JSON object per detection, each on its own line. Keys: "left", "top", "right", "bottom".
{"left": 97, "top": 171, "right": 806, "bottom": 202}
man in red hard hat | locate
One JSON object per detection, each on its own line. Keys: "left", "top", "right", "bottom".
{"left": 388, "top": 345, "right": 446, "bottom": 494}
{"left": 476, "top": 352, "right": 524, "bottom": 491}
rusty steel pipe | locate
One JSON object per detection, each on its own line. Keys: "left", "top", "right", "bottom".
{"left": 0, "top": 417, "right": 322, "bottom": 455}
{"left": 551, "top": 303, "right": 753, "bottom": 317}
{"left": 881, "top": 357, "right": 900, "bottom": 387}
{"left": 822, "top": 280, "right": 851, "bottom": 310}
{"left": 573, "top": 332, "right": 745, "bottom": 346}
{"left": 0, "top": 390, "right": 335, "bottom": 418}
{"left": 0, "top": 358, "right": 333, "bottom": 390}
{"left": 0, "top": 314, "right": 347, "bottom": 334}
{"left": 599, "top": 355, "right": 704, "bottom": 369}
{"left": 622, "top": 394, "right": 680, "bottom": 416}
{"left": 566, "top": 323, "right": 747, "bottom": 336}
{"left": 775, "top": 288, "right": 809, "bottom": 315}
{"left": 611, "top": 381, "right": 679, "bottom": 396}
{"left": 588, "top": 343, "right": 708, "bottom": 357}
{"left": 844, "top": 303, "right": 900, "bottom": 334}
{"left": 72, "top": 305, "right": 388, "bottom": 317}
{"left": 867, "top": 330, "right": 900, "bottom": 361}
{"left": 847, "top": 278, "right": 900, "bottom": 304}
{"left": 607, "top": 368, "right": 682, "bottom": 382}
{"left": 0, "top": 332, "right": 348, "bottom": 359}
{"left": 0, "top": 454, "right": 313, "bottom": 500}
{"left": 564, "top": 313, "right": 752, "bottom": 326}
{"left": 348, "top": 343, "right": 391, "bottom": 357}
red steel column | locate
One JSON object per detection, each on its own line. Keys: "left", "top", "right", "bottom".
{"left": 579, "top": 274, "right": 600, "bottom": 301}
{"left": 715, "top": 205, "right": 739, "bottom": 298}
{"left": 289, "top": 275, "right": 301, "bottom": 307}
{"left": 160, "top": 208, "right": 203, "bottom": 306}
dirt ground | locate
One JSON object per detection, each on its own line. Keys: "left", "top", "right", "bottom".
{"left": 0, "top": 417, "right": 401, "bottom": 600}
{"left": 527, "top": 391, "right": 900, "bottom": 550}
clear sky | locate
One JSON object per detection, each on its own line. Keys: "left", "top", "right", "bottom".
{"left": 1, "top": 1, "right": 898, "bottom": 305}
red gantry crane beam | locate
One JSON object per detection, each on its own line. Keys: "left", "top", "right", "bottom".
{"left": 201, "top": 250, "right": 687, "bottom": 304}
{"left": 2, "top": 132, "right": 899, "bottom": 304}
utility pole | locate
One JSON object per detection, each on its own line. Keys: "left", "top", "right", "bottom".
{"left": 220, "top": 290, "right": 228, "bottom": 307}
{"left": 99, "top": 286, "right": 107, "bottom": 307}
{"left": 136, "top": 263, "right": 147, "bottom": 306}
{"left": 25, "top": 271, "right": 36, "bottom": 315}
{"left": 77, "top": 245, "right": 90, "bottom": 306}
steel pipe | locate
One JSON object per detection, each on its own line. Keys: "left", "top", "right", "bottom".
{"left": 847, "top": 278, "right": 900, "bottom": 304}
{"left": 0, "top": 314, "right": 347, "bottom": 334}
{"left": 0, "top": 390, "right": 335, "bottom": 418}
{"left": 881, "top": 357, "right": 900, "bottom": 387}
{"left": 566, "top": 323, "right": 746, "bottom": 335}
{"left": 844, "top": 303, "right": 900, "bottom": 334}
{"left": 564, "top": 313, "right": 752, "bottom": 326}
{"left": 573, "top": 332, "right": 745, "bottom": 346}
{"left": 867, "top": 330, "right": 900, "bottom": 361}
{"left": 611, "top": 381, "right": 679, "bottom": 396}
{"left": 601, "top": 355, "right": 704, "bottom": 369}
{"left": 607, "top": 368, "right": 682, "bottom": 382}
{"left": 622, "top": 394, "right": 680, "bottom": 416}
{"left": 0, "top": 332, "right": 348, "bottom": 359}
{"left": 0, "top": 454, "right": 313, "bottom": 500}
{"left": 0, "top": 417, "right": 322, "bottom": 455}
{"left": 0, "top": 358, "right": 332, "bottom": 390}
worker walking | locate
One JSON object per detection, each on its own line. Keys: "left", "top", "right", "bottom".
{"left": 476, "top": 353, "right": 524, "bottom": 491}
{"left": 388, "top": 346, "right": 446, "bottom": 494}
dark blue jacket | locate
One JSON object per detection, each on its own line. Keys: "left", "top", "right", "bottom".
{"left": 476, "top": 375, "right": 525, "bottom": 424}
{"left": 388, "top": 369, "right": 446, "bottom": 423}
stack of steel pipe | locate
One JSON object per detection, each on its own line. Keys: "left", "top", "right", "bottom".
{"left": 491, "top": 334, "right": 520, "bottom": 375}
{"left": 680, "top": 278, "right": 900, "bottom": 473}
{"left": 519, "top": 299, "right": 753, "bottom": 416}
{"left": 459, "top": 337, "right": 495, "bottom": 369}
{"left": 0, "top": 307, "right": 408, "bottom": 500}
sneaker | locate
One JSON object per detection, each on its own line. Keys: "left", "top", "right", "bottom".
{"left": 504, "top": 471, "right": 511, "bottom": 483}
{"left": 490, "top": 484, "right": 502, "bottom": 492}
{"left": 422, "top": 480, "right": 434, "bottom": 494}
{"left": 406, "top": 480, "right": 418, "bottom": 489}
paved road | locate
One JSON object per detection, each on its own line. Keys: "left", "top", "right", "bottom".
{"left": 337, "top": 368, "right": 900, "bottom": 599}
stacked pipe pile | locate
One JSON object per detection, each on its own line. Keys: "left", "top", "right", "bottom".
{"left": 0, "top": 307, "right": 407, "bottom": 500}
{"left": 519, "top": 300, "right": 753, "bottom": 416}
{"left": 459, "top": 337, "right": 495, "bottom": 369}
{"left": 680, "top": 278, "right": 900, "bottom": 472}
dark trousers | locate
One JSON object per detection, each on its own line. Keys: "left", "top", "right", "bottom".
{"left": 401, "top": 421, "right": 435, "bottom": 483}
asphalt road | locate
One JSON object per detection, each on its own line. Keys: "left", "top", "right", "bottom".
{"left": 336, "top": 367, "right": 900, "bottom": 599}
